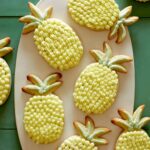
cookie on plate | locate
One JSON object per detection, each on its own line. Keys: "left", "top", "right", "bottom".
{"left": 22, "top": 73, "right": 64, "bottom": 144}
{"left": 58, "top": 116, "right": 110, "bottom": 150}
{"left": 19, "top": 2, "right": 83, "bottom": 71}
{"left": 68, "top": 0, "right": 119, "bottom": 30}
{"left": 73, "top": 42, "right": 132, "bottom": 114}
{"left": 0, "top": 37, "right": 12, "bottom": 105}
{"left": 112, "top": 105, "right": 150, "bottom": 150}
{"left": 68, "top": 0, "right": 139, "bottom": 43}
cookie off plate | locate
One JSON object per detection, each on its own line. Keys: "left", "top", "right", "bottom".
{"left": 15, "top": 0, "right": 135, "bottom": 149}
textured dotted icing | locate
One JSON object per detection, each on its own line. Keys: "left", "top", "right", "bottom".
{"left": 24, "top": 94, "right": 64, "bottom": 144}
{"left": 74, "top": 63, "right": 118, "bottom": 114}
{"left": 0, "top": 58, "right": 11, "bottom": 105}
{"left": 68, "top": 0, "right": 119, "bottom": 30}
{"left": 34, "top": 19, "right": 83, "bottom": 71}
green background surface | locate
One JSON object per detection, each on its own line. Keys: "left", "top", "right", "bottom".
{"left": 0, "top": 0, "right": 150, "bottom": 149}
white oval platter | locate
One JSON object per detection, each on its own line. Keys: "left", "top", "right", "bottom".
{"left": 15, "top": 0, "right": 135, "bottom": 149}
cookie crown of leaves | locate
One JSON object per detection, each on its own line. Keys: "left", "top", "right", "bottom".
{"left": 109, "top": 6, "right": 139, "bottom": 44}
{"left": 112, "top": 105, "right": 150, "bottom": 131}
{"left": 0, "top": 37, "right": 13, "bottom": 58}
{"left": 19, "top": 2, "right": 53, "bottom": 34}
{"left": 22, "top": 73, "right": 62, "bottom": 95}
{"left": 90, "top": 42, "right": 132, "bottom": 73}
{"left": 74, "top": 116, "right": 110, "bottom": 145}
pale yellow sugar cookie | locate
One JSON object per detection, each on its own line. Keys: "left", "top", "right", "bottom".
{"left": 22, "top": 73, "right": 64, "bottom": 144}
{"left": 112, "top": 105, "right": 150, "bottom": 150}
{"left": 20, "top": 2, "right": 83, "bottom": 71}
{"left": 0, "top": 37, "right": 12, "bottom": 105}
{"left": 58, "top": 116, "right": 110, "bottom": 150}
{"left": 68, "top": 0, "right": 139, "bottom": 43}
{"left": 68, "top": 0, "right": 119, "bottom": 30}
{"left": 73, "top": 42, "right": 132, "bottom": 114}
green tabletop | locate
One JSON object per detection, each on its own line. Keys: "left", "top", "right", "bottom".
{"left": 0, "top": 0, "right": 150, "bottom": 149}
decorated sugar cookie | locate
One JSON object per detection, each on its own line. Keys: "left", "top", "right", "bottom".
{"left": 0, "top": 37, "right": 13, "bottom": 105}
{"left": 19, "top": 2, "right": 83, "bottom": 71}
{"left": 22, "top": 73, "right": 64, "bottom": 144}
{"left": 68, "top": 0, "right": 139, "bottom": 43}
{"left": 68, "top": 0, "right": 119, "bottom": 30}
{"left": 73, "top": 42, "right": 132, "bottom": 114}
{"left": 58, "top": 116, "right": 110, "bottom": 150}
{"left": 112, "top": 105, "right": 150, "bottom": 150}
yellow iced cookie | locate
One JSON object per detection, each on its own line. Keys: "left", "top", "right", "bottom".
{"left": 68, "top": 0, "right": 139, "bottom": 43}
{"left": 0, "top": 37, "right": 12, "bottom": 105}
{"left": 112, "top": 105, "right": 150, "bottom": 150}
{"left": 68, "top": 0, "right": 119, "bottom": 30}
{"left": 22, "top": 73, "right": 64, "bottom": 144}
{"left": 58, "top": 116, "right": 110, "bottom": 150}
{"left": 73, "top": 42, "right": 132, "bottom": 114}
{"left": 19, "top": 2, "right": 83, "bottom": 71}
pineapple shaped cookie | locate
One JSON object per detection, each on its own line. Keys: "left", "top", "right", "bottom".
{"left": 22, "top": 73, "right": 64, "bottom": 144}
{"left": 0, "top": 37, "right": 13, "bottom": 105}
{"left": 68, "top": 0, "right": 139, "bottom": 43}
{"left": 112, "top": 105, "right": 150, "bottom": 150}
{"left": 19, "top": 2, "right": 83, "bottom": 71}
{"left": 73, "top": 42, "right": 132, "bottom": 114}
{"left": 58, "top": 116, "right": 110, "bottom": 150}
